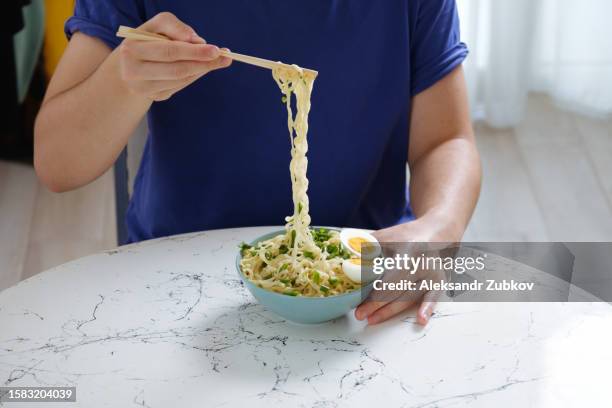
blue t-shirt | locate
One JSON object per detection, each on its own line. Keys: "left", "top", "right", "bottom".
{"left": 65, "top": 0, "right": 467, "bottom": 243}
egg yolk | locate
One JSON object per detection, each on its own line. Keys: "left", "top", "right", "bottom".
{"left": 348, "top": 237, "right": 368, "bottom": 253}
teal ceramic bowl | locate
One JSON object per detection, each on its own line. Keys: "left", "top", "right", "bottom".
{"left": 236, "top": 229, "right": 373, "bottom": 324}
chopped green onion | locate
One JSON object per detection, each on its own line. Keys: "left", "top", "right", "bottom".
{"left": 341, "top": 249, "right": 352, "bottom": 259}
{"left": 298, "top": 202, "right": 303, "bottom": 214}
{"left": 279, "top": 278, "right": 291, "bottom": 285}
{"left": 312, "top": 228, "right": 331, "bottom": 244}
{"left": 284, "top": 290, "right": 299, "bottom": 297}
{"left": 290, "top": 230, "right": 296, "bottom": 248}
{"left": 279, "top": 245, "right": 289, "bottom": 254}
{"left": 279, "top": 263, "right": 290, "bottom": 271}
{"left": 239, "top": 242, "right": 252, "bottom": 256}
{"left": 329, "top": 277, "right": 339, "bottom": 286}
{"left": 263, "top": 273, "right": 273, "bottom": 280}
{"left": 312, "top": 270, "right": 320, "bottom": 284}
{"left": 320, "top": 285, "right": 330, "bottom": 293}
{"left": 281, "top": 95, "right": 287, "bottom": 104}
{"left": 303, "top": 251, "right": 315, "bottom": 260}
{"left": 326, "top": 244, "right": 339, "bottom": 257}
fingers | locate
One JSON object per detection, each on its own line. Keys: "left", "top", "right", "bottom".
{"left": 355, "top": 301, "right": 388, "bottom": 321}
{"left": 367, "top": 289, "right": 427, "bottom": 325}
{"left": 140, "top": 12, "right": 204, "bottom": 43}
{"left": 129, "top": 75, "right": 200, "bottom": 96}
{"left": 123, "top": 40, "right": 220, "bottom": 62}
{"left": 355, "top": 266, "right": 412, "bottom": 321}
{"left": 137, "top": 59, "right": 228, "bottom": 101}
{"left": 367, "top": 301, "right": 416, "bottom": 325}
{"left": 356, "top": 286, "right": 431, "bottom": 325}
{"left": 119, "top": 12, "right": 232, "bottom": 102}
{"left": 362, "top": 291, "right": 438, "bottom": 326}
{"left": 140, "top": 70, "right": 208, "bottom": 101}
{"left": 122, "top": 59, "right": 222, "bottom": 80}
{"left": 218, "top": 48, "right": 233, "bottom": 68}
{"left": 416, "top": 290, "right": 440, "bottom": 326}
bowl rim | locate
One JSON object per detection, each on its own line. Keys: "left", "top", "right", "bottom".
{"left": 235, "top": 227, "right": 370, "bottom": 301}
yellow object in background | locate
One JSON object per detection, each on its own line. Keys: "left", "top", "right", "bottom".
{"left": 43, "top": 0, "right": 74, "bottom": 79}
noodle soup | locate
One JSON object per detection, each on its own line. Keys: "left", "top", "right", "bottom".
{"left": 239, "top": 228, "right": 363, "bottom": 297}
{"left": 239, "top": 64, "right": 367, "bottom": 306}
{"left": 236, "top": 229, "right": 372, "bottom": 323}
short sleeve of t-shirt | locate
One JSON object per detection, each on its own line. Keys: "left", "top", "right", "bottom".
{"left": 65, "top": 0, "right": 146, "bottom": 49}
{"left": 410, "top": 0, "right": 468, "bottom": 96}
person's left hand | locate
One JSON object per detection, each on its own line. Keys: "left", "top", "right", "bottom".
{"left": 354, "top": 216, "right": 462, "bottom": 326}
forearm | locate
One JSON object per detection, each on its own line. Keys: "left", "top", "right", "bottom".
{"left": 34, "top": 49, "right": 151, "bottom": 192}
{"left": 409, "top": 136, "right": 482, "bottom": 241}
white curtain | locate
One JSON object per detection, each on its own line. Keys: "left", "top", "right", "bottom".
{"left": 458, "top": 0, "right": 612, "bottom": 128}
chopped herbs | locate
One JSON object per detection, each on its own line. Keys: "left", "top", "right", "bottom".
{"left": 324, "top": 242, "right": 351, "bottom": 260}
{"left": 239, "top": 242, "right": 252, "bottom": 256}
{"left": 281, "top": 95, "right": 287, "bottom": 104}
{"left": 312, "top": 228, "right": 331, "bottom": 243}
{"left": 303, "top": 251, "right": 315, "bottom": 260}
{"left": 241, "top": 228, "right": 361, "bottom": 298}
{"left": 326, "top": 244, "right": 339, "bottom": 257}
{"left": 312, "top": 270, "right": 321, "bottom": 284}
{"left": 290, "top": 230, "right": 296, "bottom": 248}
{"left": 298, "top": 202, "right": 303, "bottom": 213}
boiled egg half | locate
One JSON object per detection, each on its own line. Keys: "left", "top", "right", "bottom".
{"left": 341, "top": 257, "right": 376, "bottom": 284}
{"left": 340, "top": 228, "right": 381, "bottom": 283}
{"left": 339, "top": 228, "right": 381, "bottom": 260}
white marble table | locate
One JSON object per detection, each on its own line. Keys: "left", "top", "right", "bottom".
{"left": 1, "top": 227, "right": 611, "bottom": 407}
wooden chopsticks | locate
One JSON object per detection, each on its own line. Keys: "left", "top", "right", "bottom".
{"left": 116, "top": 26, "right": 318, "bottom": 78}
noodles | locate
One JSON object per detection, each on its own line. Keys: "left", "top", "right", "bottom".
{"left": 274, "top": 65, "right": 314, "bottom": 254}
{"left": 239, "top": 66, "right": 361, "bottom": 297}
{"left": 239, "top": 228, "right": 359, "bottom": 297}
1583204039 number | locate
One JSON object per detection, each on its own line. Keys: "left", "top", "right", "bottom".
{"left": 0, "top": 387, "right": 76, "bottom": 402}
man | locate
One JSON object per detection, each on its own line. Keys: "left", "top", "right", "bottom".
{"left": 34, "top": 0, "right": 481, "bottom": 326}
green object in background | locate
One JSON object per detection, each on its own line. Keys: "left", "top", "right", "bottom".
{"left": 13, "top": 0, "right": 45, "bottom": 104}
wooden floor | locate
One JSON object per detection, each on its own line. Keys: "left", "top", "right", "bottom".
{"left": 464, "top": 95, "right": 612, "bottom": 242}
{"left": 0, "top": 94, "right": 611, "bottom": 291}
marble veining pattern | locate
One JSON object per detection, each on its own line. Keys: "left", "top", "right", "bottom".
{"left": 1, "top": 227, "right": 611, "bottom": 407}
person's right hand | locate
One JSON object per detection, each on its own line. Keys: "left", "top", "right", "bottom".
{"left": 118, "top": 12, "right": 232, "bottom": 101}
